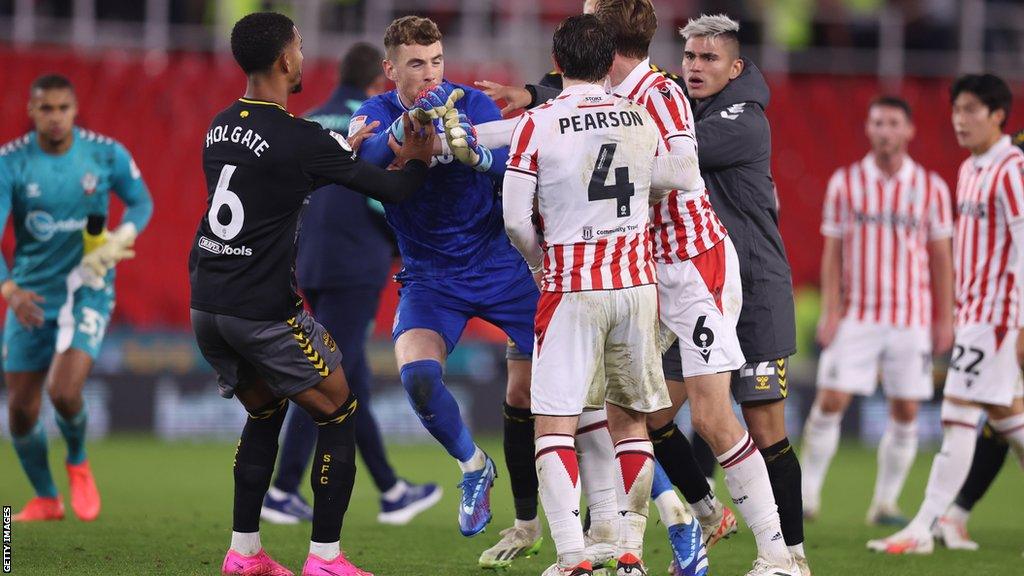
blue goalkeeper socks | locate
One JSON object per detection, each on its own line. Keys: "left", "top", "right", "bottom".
{"left": 55, "top": 407, "right": 88, "bottom": 465}
{"left": 13, "top": 421, "right": 59, "bottom": 498}
{"left": 400, "top": 359, "right": 476, "bottom": 462}
{"left": 651, "top": 459, "right": 675, "bottom": 499}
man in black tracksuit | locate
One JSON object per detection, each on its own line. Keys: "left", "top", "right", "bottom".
{"left": 676, "top": 16, "right": 807, "bottom": 574}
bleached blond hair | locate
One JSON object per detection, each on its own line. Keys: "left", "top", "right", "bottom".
{"left": 678, "top": 13, "right": 740, "bottom": 41}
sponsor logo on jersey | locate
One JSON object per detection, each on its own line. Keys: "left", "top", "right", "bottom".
{"left": 347, "top": 115, "right": 368, "bottom": 137}
{"left": 24, "top": 211, "right": 86, "bottom": 242}
{"left": 81, "top": 172, "right": 98, "bottom": 195}
{"left": 198, "top": 235, "right": 253, "bottom": 256}
{"left": 26, "top": 183, "right": 41, "bottom": 198}
{"left": 322, "top": 331, "right": 337, "bottom": 353}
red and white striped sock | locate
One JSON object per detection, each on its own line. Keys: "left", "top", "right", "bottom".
{"left": 718, "top": 432, "right": 790, "bottom": 566}
{"left": 535, "top": 434, "right": 585, "bottom": 566}
{"left": 614, "top": 437, "right": 654, "bottom": 559}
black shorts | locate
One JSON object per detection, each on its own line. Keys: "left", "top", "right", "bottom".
{"left": 662, "top": 340, "right": 789, "bottom": 404}
{"left": 191, "top": 308, "right": 343, "bottom": 399}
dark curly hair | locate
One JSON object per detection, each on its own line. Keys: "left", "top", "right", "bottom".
{"left": 553, "top": 15, "right": 614, "bottom": 83}
{"left": 230, "top": 12, "right": 296, "bottom": 74}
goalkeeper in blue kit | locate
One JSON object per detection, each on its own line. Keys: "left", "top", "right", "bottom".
{"left": 1, "top": 74, "right": 153, "bottom": 522}
{"left": 352, "top": 15, "right": 546, "bottom": 565}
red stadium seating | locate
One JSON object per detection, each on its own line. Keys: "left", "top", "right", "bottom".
{"left": 0, "top": 46, "right": 1017, "bottom": 329}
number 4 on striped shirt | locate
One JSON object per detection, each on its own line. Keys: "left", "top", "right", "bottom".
{"left": 588, "top": 143, "right": 635, "bottom": 217}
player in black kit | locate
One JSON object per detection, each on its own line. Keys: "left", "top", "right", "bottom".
{"left": 189, "top": 12, "right": 433, "bottom": 576}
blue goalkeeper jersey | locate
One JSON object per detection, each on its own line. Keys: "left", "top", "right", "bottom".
{"left": 354, "top": 81, "right": 517, "bottom": 279}
{"left": 0, "top": 128, "right": 153, "bottom": 319}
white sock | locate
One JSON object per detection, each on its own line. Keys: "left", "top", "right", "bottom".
{"left": 230, "top": 531, "right": 261, "bottom": 556}
{"left": 310, "top": 541, "right": 339, "bottom": 561}
{"left": 267, "top": 486, "right": 288, "bottom": 500}
{"left": 788, "top": 542, "right": 806, "bottom": 558}
{"left": 990, "top": 413, "right": 1024, "bottom": 468}
{"left": 536, "top": 434, "right": 586, "bottom": 566}
{"left": 945, "top": 503, "right": 971, "bottom": 523}
{"left": 872, "top": 419, "right": 918, "bottom": 509}
{"left": 718, "top": 432, "right": 791, "bottom": 567}
{"left": 908, "top": 401, "right": 982, "bottom": 533}
{"left": 690, "top": 493, "right": 719, "bottom": 522}
{"left": 515, "top": 516, "right": 541, "bottom": 533}
{"left": 800, "top": 404, "right": 842, "bottom": 510}
{"left": 382, "top": 479, "right": 408, "bottom": 502}
{"left": 653, "top": 489, "right": 692, "bottom": 527}
{"left": 576, "top": 410, "right": 618, "bottom": 526}
{"left": 614, "top": 438, "right": 655, "bottom": 558}
{"left": 459, "top": 445, "right": 486, "bottom": 473}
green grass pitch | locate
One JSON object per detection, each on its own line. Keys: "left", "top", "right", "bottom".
{"left": 1, "top": 436, "right": 1021, "bottom": 575}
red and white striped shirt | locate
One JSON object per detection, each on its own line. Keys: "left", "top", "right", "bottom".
{"left": 953, "top": 135, "right": 1024, "bottom": 327}
{"left": 821, "top": 154, "right": 953, "bottom": 326}
{"left": 506, "top": 84, "right": 660, "bottom": 292}
{"left": 612, "top": 59, "right": 727, "bottom": 263}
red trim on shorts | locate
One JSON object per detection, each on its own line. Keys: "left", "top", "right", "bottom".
{"left": 691, "top": 240, "right": 727, "bottom": 313}
{"left": 533, "top": 291, "right": 564, "bottom": 356}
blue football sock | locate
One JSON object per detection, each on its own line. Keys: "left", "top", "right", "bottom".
{"left": 400, "top": 359, "right": 476, "bottom": 462}
{"left": 13, "top": 421, "right": 59, "bottom": 498}
{"left": 55, "top": 407, "right": 88, "bottom": 465}
{"left": 651, "top": 459, "right": 674, "bottom": 499}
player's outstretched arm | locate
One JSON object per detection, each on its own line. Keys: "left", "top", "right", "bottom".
{"left": 305, "top": 115, "right": 433, "bottom": 204}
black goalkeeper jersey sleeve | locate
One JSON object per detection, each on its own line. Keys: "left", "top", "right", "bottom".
{"left": 189, "top": 99, "right": 426, "bottom": 321}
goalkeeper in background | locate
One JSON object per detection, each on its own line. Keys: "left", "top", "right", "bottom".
{"left": 1, "top": 74, "right": 152, "bottom": 522}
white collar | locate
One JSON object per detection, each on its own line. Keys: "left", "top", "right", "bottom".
{"left": 861, "top": 153, "right": 915, "bottom": 182}
{"left": 972, "top": 135, "right": 1012, "bottom": 169}
{"left": 611, "top": 58, "right": 653, "bottom": 98}
{"left": 558, "top": 83, "right": 608, "bottom": 97}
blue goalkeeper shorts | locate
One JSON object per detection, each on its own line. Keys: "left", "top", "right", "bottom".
{"left": 3, "top": 279, "right": 114, "bottom": 373}
{"left": 392, "top": 262, "right": 539, "bottom": 357}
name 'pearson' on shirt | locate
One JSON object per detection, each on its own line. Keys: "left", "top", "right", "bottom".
{"left": 205, "top": 124, "right": 271, "bottom": 157}
{"left": 558, "top": 109, "right": 646, "bottom": 135}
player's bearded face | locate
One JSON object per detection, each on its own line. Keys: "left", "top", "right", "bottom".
{"left": 387, "top": 42, "right": 444, "bottom": 106}
{"left": 952, "top": 92, "right": 1004, "bottom": 152}
{"left": 865, "top": 106, "right": 913, "bottom": 158}
{"left": 28, "top": 88, "right": 77, "bottom": 146}
{"left": 287, "top": 27, "right": 304, "bottom": 94}
{"left": 682, "top": 36, "right": 741, "bottom": 100}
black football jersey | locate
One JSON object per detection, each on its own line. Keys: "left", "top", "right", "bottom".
{"left": 189, "top": 98, "right": 426, "bottom": 320}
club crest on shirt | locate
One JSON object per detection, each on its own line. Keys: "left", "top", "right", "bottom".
{"left": 582, "top": 226, "right": 593, "bottom": 241}
{"left": 26, "top": 182, "right": 41, "bottom": 198}
{"left": 81, "top": 172, "right": 98, "bottom": 195}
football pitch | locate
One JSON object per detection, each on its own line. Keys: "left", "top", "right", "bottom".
{"left": 1, "top": 436, "right": 1021, "bottom": 575}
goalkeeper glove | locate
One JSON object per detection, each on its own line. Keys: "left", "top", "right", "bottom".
{"left": 81, "top": 223, "right": 137, "bottom": 278}
{"left": 443, "top": 108, "right": 493, "bottom": 173}
{"left": 410, "top": 85, "right": 464, "bottom": 123}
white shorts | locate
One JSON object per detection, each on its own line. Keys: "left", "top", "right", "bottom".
{"left": 943, "top": 324, "right": 1024, "bottom": 407}
{"left": 816, "top": 319, "right": 934, "bottom": 400}
{"left": 531, "top": 284, "right": 669, "bottom": 416}
{"left": 658, "top": 238, "right": 745, "bottom": 378}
